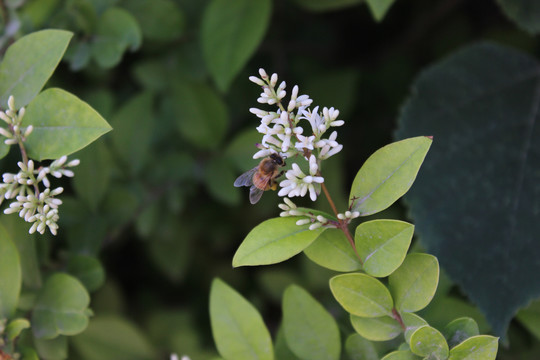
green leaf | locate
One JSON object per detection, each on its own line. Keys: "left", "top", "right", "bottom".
{"left": 6, "top": 318, "right": 30, "bottom": 340}
{"left": 345, "top": 333, "right": 378, "bottom": 360}
{"left": 517, "top": 299, "right": 540, "bottom": 341}
{"left": 204, "top": 156, "right": 240, "bottom": 206}
{"left": 122, "top": 0, "right": 185, "bottom": 41}
{"left": 448, "top": 335, "right": 498, "bottom": 360}
{"left": 409, "top": 325, "right": 449, "bottom": 359}
{"left": 304, "top": 228, "right": 362, "bottom": 272}
{"left": 109, "top": 92, "right": 154, "bottom": 175}
{"left": 34, "top": 335, "right": 68, "bottom": 360}
{"left": 496, "top": 0, "right": 540, "bottom": 34}
{"left": 91, "top": 7, "right": 142, "bottom": 68}
{"left": 67, "top": 255, "right": 105, "bottom": 292}
{"left": 171, "top": 81, "right": 228, "bottom": 149}
{"left": 282, "top": 284, "right": 341, "bottom": 360}
{"left": 395, "top": 42, "right": 540, "bottom": 336}
{"left": 0, "top": 224, "right": 21, "bottom": 319}
{"left": 389, "top": 253, "right": 439, "bottom": 313}
{"left": 233, "top": 217, "right": 325, "bottom": 267}
{"left": 210, "top": 278, "right": 273, "bottom": 360}
{"left": 71, "top": 316, "right": 156, "bottom": 360}
{"left": 274, "top": 326, "right": 301, "bottom": 360}
{"left": 23, "top": 88, "right": 112, "bottom": 160}
{"left": 355, "top": 220, "right": 414, "bottom": 277}
{"left": 32, "top": 273, "right": 90, "bottom": 339}
{"left": 293, "top": 0, "right": 361, "bottom": 12}
{"left": 350, "top": 315, "right": 401, "bottom": 341}
{"left": 381, "top": 350, "right": 420, "bottom": 360}
{"left": 329, "top": 273, "right": 393, "bottom": 317}
{"left": 202, "top": 0, "right": 271, "bottom": 91}
{"left": 349, "top": 136, "right": 432, "bottom": 216}
{"left": 0, "top": 29, "right": 73, "bottom": 108}
{"left": 365, "top": 0, "right": 396, "bottom": 22}
{"left": 443, "top": 317, "right": 479, "bottom": 349}
{"left": 72, "top": 140, "right": 112, "bottom": 211}
{"left": 402, "top": 312, "right": 428, "bottom": 344}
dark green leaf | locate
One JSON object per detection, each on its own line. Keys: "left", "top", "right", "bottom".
{"left": 0, "top": 29, "right": 72, "bottom": 108}
{"left": 293, "top": 0, "right": 361, "bottom": 12}
{"left": 201, "top": 0, "right": 271, "bottom": 91}
{"left": 204, "top": 156, "right": 240, "bottom": 205}
{"left": 67, "top": 255, "right": 106, "bottom": 292}
{"left": 345, "top": 333, "right": 378, "bottom": 360}
{"left": 109, "top": 92, "right": 154, "bottom": 175}
{"left": 233, "top": 217, "right": 325, "bottom": 267}
{"left": 330, "top": 273, "right": 393, "bottom": 317}
{"left": 71, "top": 316, "right": 156, "bottom": 360}
{"left": 122, "top": 0, "right": 185, "bottom": 41}
{"left": 395, "top": 42, "right": 540, "bottom": 336}
{"left": 0, "top": 224, "right": 21, "bottom": 319}
{"left": 388, "top": 253, "right": 439, "bottom": 313}
{"left": 517, "top": 299, "right": 540, "bottom": 340}
{"left": 210, "top": 278, "right": 273, "bottom": 360}
{"left": 34, "top": 335, "right": 68, "bottom": 360}
{"left": 23, "top": 88, "right": 112, "bottom": 160}
{"left": 365, "top": 0, "right": 396, "bottom": 22}
{"left": 350, "top": 315, "right": 401, "bottom": 341}
{"left": 283, "top": 285, "right": 340, "bottom": 360}
{"left": 32, "top": 273, "right": 90, "bottom": 339}
{"left": 171, "top": 81, "right": 228, "bottom": 149}
{"left": 304, "top": 228, "right": 362, "bottom": 272}
{"left": 349, "top": 136, "right": 432, "bottom": 216}
{"left": 496, "top": 0, "right": 540, "bottom": 34}
{"left": 355, "top": 220, "right": 414, "bottom": 277}
{"left": 91, "top": 7, "right": 142, "bottom": 68}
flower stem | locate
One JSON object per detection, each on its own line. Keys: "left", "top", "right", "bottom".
{"left": 321, "top": 182, "right": 363, "bottom": 264}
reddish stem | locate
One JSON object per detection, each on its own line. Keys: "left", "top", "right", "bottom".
{"left": 392, "top": 308, "right": 406, "bottom": 331}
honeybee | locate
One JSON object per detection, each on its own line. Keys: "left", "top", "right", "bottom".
{"left": 234, "top": 153, "right": 286, "bottom": 204}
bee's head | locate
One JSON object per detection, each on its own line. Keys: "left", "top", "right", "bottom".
{"left": 270, "top": 153, "right": 285, "bottom": 166}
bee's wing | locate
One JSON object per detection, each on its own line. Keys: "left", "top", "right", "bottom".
{"left": 234, "top": 167, "right": 257, "bottom": 187}
{"left": 249, "top": 185, "right": 265, "bottom": 204}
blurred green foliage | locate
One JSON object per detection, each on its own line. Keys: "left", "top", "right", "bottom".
{"left": 1, "top": 0, "right": 540, "bottom": 359}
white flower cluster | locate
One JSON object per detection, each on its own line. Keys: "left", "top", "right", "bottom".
{"left": 170, "top": 354, "right": 190, "bottom": 360}
{"left": 278, "top": 198, "right": 360, "bottom": 230}
{"left": 0, "top": 96, "right": 79, "bottom": 235}
{"left": 249, "top": 69, "right": 344, "bottom": 201}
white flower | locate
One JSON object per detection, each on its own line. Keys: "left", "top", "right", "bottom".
{"left": 278, "top": 159, "right": 323, "bottom": 201}
{"left": 294, "top": 134, "right": 315, "bottom": 151}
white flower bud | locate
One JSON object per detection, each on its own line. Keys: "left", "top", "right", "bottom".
{"left": 67, "top": 159, "right": 80, "bottom": 167}
{"left": 0, "top": 112, "right": 10, "bottom": 124}
{"left": 24, "top": 125, "right": 33, "bottom": 137}
{"left": 4, "top": 138, "right": 17, "bottom": 145}
{"left": 296, "top": 219, "right": 311, "bottom": 226}
{"left": 258, "top": 68, "right": 268, "bottom": 79}
{"left": 270, "top": 73, "right": 278, "bottom": 87}
{"left": 8, "top": 96, "right": 15, "bottom": 111}
{"left": 249, "top": 76, "right": 265, "bottom": 86}
{"left": 309, "top": 222, "right": 322, "bottom": 230}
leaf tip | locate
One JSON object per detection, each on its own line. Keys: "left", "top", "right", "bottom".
{"left": 425, "top": 135, "right": 433, "bottom": 140}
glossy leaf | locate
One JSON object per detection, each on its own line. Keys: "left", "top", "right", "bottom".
{"left": 0, "top": 29, "right": 72, "bottom": 108}
{"left": 202, "top": 0, "right": 271, "bottom": 91}
{"left": 233, "top": 217, "right": 325, "bottom": 267}
{"left": 366, "top": 0, "right": 396, "bottom": 22}
{"left": 496, "top": 0, "right": 540, "bottom": 34}
{"left": 350, "top": 315, "right": 401, "bottom": 341}
{"left": 304, "top": 228, "right": 362, "bottom": 272}
{"left": 443, "top": 317, "right": 480, "bottom": 349}
{"left": 71, "top": 316, "right": 156, "bottom": 360}
{"left": 409, "top": 325, "right": 449, "bottom": 359}
{"left": 355, "top": 220, "right": 414, "bottom": 277}
{"left": 171, "top": 81, "right": 228, "bottom": 149}
{"left": 109, "top": 92, "right": 154, "bottom": 175}
{"left": 23, "top": 88, "right": 112, "bottom": 160}
{"left": 345, "top": 333, "right": 378, "bottom": 360}
{"left": 402, "top": 312, "right": 428, "bottom": 344}
{"left": 389, "top": 253, "right": 439, "bottom": 313}
{"left": 0, "top": 224, "right": 21, "bottom": 319}
{"left": 349, "top": 136, "right": 432, "bottom": 216}
{"left": 91, "top": 7, "right": 142, "bottom": 68}
{"left": 448, "top": 335, "right": 498, "bottom": 360}
{"left": 330, "top": 273, "right": 393, "bottom": 317}
{"left": 67, "top": 255, "right": 106, "bottom": 292}
{"left": 210, "top": 278, "right": 273, "bottom": 360}
{"left": 283, "top": 285, "right": 340, "bottom": 360}
{"left": 32, "top": 273, "right": 90, "bottom": 339}
{"left": 395, "top": 42, "right": 540, "bottom": 336}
